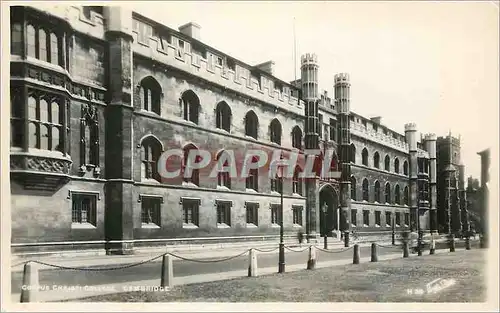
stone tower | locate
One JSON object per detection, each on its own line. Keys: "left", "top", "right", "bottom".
{"left": 301, "top": 53, "right": 320, "bottom": 241}
{"left": 404, "top": 123, "right": 418, "bottom": 231}
{"left": 424, "top": 133, "right": 438, "bottom": 233}
{"left": 334, "top": 73, "right": 352, "bottom": 244}
{"left": 458, "top": 163, "right": 469, "bottom": 233}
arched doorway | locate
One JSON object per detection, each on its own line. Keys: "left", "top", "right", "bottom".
{"left": 319, "top": 184, "right": 340, "bottom": 239}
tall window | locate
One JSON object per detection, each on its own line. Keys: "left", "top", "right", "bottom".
{"left": 50, "top": 33, "right": 60, "bottom": 66}
{"left": 269, "top": 118, "right": 282, "bottom": 145}
{"left": 245, "top": 110, "right": 259, "bottom": 139}
{"left": 317, "top": 114, "right": 323, "bottom": 137}
{"left": 362, "top": 178, "right": 369, "bottom": 201}
{"left": 183, "top": 144, "right": 200, "bottom": 186}
{"left": 271, "top": 204, "right": 281, "bottom": 225}
{"left": 374, "top": 181, "right": 381, "bottom": 203}
{"left": 27, "top": 24, "right": 36, "bottom": 58}
{"left": 25, "top": 24, "right": 62, "bottom": 65}
{"left": 39, "top": 29, "right": 48, "bottom": 62}
{"left": 246, "top": 202, "right": 259, "bottom": 226}
{"left": 216, "top": 151, "right": 231, "bottom": 189}
{"left": 375, "top": 211, "right": 381, "bottom": 226}
{"left": 181, "top": 90, "right": 200, "bottom": 124}
{"left": 363, "top": 210, "right": 370, "bottom": 226}
{"left": 292, "top": 206, "right": 303, "bottom": 226}
{"left": 246, "top": 156, "right": 259, "bottom": 191}
{"left": 27, "top": 92, "right": 62, "bottom": 151}
{"left": 293, "top": 166, "right": 303, "bottom": 195}
{"left": 404, "top": 213, "right": 410, "bottom": 226}
{"left": 385, "top": 183, "right": 391, "bottom": 204}
{"left": 270, "top": 175, "right": 283, "bottom": 193}
{"left": 404, "top": 186, "right": 409, "bottom": 205}
{"left": 71, "top": 193, "right": 97, "bottom": 226}
{"left": 182, "top": 198, "right": 200, "bottom": 226}
{"left": 140, "top": 136, "right": 162, "bottom": 182}
{"left": 351, "top": 209, "right": 357, "bottom": 226}
{"left": 329, "top": 118, "right": 336, "bottom": 141}
{"left": 292, "top": 126, "right": 302, "bottom": 149}
{"left": 216, "top": 200, "right": 232, "bottom": 226}
{"left": 403, "top": 160, "right": 409, "bottom": 175}
{"left": 395, "top": 184, "right": 401, "bottom": 205}
{"left": 395, "top": 212, "right": 401, "bottom": 227}
{"left": 141, "top": 196, "right": 161, "bottom": 226}
{"left": 362, "top": 148, "right": 368, "bottom": 166}
{"left": 350, "top": 144, "right": 356, "bottom": 163}
{"left": 11, "top": 23, "right": 23, "bottom": 55}
{"left": 80, "top": 104, "right": 100, "bottom": 168}
{"left": 373, "top": 152, "right": 380, "bottom": 169}
{"left": 350, "top": 176, "right": 357, "bottom": 200}
{"left": 139, "top": 76, "right": 162, "bottom": 114}
{"left": 384, "top": 155, "right": 390, "bottom": 171}
{"left": 394, "top": 158, "right": 400, "bottom": 174}
{"left": 215, "top": 101, "right": 232, "bottom": 132}
{"left": 10, "top": 88, "right": 23, "bottom": 147}
{"left": 386, "top": 212, "right": 392, "bottom": 227}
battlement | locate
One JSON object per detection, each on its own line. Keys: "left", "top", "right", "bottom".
{"left": 404, "top": 123, "right": 418, "bottom": 132}
{"left": 334, "top": 73, "right": 350, "bottom": 83}
{"left": 301, "top": 53, "right": 318, "bottom": 66}
{"left": 424, "top": 133, "right": 437, "bottom": 141}
{"left": 350, "top": 118, "right": 409, "bottom": 153}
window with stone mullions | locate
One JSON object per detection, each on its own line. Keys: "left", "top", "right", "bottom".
{"left": 246, "top": 203, "right": 259, "bottom": 225}
{"left": 182, "top": 200, "right": 199, "bottom": 226}
{"left": 292, "top": 206, "right": 303, "bottom": 225}
{"left": 27, "top": 91, "right": 62, "bottom": 151}
{"left": 25, "top": 24, "right": 62, "bottom": 66}
{"left": 72, "top": 193, "right": 97, "bottom": 225}
{"left": 216, "top": 201, "right": 231, "bottom": 226}
{"left": 271, "top": 204, "right": 281, "bottom": 225}
{"left": 141, "top": 197, "right": 161, "bottom": 226}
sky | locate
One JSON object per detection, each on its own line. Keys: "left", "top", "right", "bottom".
{"left": 130, "top": 1, "right": 498, "bottom": 182}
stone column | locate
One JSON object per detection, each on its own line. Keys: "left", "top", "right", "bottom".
{"left": 405, "top": 123, "right": 418, "bottom": 232}
{"left": 424, "top": 134, "right": 438, "bottom": 234}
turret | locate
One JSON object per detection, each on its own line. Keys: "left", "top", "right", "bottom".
{"left": 424, "top": 133, "right": 438, "bottom": 233}
{"left": 405, "top": 123, "right": 418, "bottom": 231}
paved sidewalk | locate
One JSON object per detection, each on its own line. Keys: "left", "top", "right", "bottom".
{"left": 11, "top": 248, "right": 453, "bottom": 303}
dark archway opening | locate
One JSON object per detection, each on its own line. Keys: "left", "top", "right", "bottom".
{"left": 319, "top": 184, "right": 340, "bottom": 238}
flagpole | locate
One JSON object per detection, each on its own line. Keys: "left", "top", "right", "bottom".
{"left": 293, "top": 17, "right": 297, "bottom": 82}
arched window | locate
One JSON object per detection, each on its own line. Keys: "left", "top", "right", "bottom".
{"left": 245, "top": 111, "right": 259, "bottom": 139}
{"left": 292, "top": 126, "right": 302, "bottom": 150}
{"left": 183, "top": 144, "right": 200, "bottom": 186}
{"left": 215, "top": 101, "right": 232, "bottom": 132}
{"left": 246, "top": 155, "right": 259, "bottom": 191}
{"left": 181, "top": 90, "right": 200, "bottom": 124}
{"left": 394, "top": 158, "right": 400, "bottom": 174}
{"left": 395, "top": 184, "right": 401, "bottom": 205}
{"left": 362, "top": 178, "right": 369, "bottom": 201}
{"left": 385, "top": 182, "right": 391, "bottom": 204}
{"left": 350, "top": 176, "right": 357, "bottom": 200}
{"left": 11, "top": 23, "right": 23, "bottom": 55}
{"left": 50, "top": 33, "right": 60, "bottom": 66}
{"left": 373, "top": 152, "right": 380, "bottom": 169}
{"left": 139, "top": 76, "right": 162, "bottom": 114}
{"left": 39, "top": 29, "right": 48, "bottom": 62}
{"left": 27, "top": 92, "right": 64, "bottom": 152}
{"left": 26, "top": 24, "right": 36, "bottom": 58}
{"left": 140, "top": 136, "right": 162, "bottom": 182}
{"left": 350, "top": 144, "right": 356, "bottom": 163}
{"left": 269, "top": 118, "right": 282, "bottom": 145}
{"left": 216, "top": 150, "right": 231, "bottom": 189}
{"left": 374, "top": 181, "right": 381, "bottom": 203}
{"left": 404, "top": 186, "right": 409, "bottom": 205}
{"left": 293, "top": 166, "right": 303, "bottom": 195}
{"left": 384, "top": 155, "right": 390, "bottom": 171}
{"left": 362, "top": 148, "right": 368, "bottom": 166}
{"left": 403, "top": 160, "right": 408, "bottom": 175}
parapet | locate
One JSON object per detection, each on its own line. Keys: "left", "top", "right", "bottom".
{"left": 334, "top": 73, "right": 350, "bottom": 83}
{"left": 424, "top": 133, "right": 437, "bottom": 141}
{"left": 404, "top": 123, "right": 418, "bottom": 132}
{"left": 301, "top": 53, "right": 318, "bottom": 65}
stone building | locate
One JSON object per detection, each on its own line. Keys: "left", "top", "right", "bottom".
{"left": 9, "top": 5, "right": 469, "bottom": 255}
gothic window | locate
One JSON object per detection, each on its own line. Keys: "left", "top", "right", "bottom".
{"left": 39, "top": 29, "right": 48, "bottom": 62}
{"left": 384, "top": 155, "right": 390, "bottom": 171}
{"left": 350, "top": 176, "right": 357, "bottom": 200}
{"left": 292, "top": 126, "right": 302, "bottom": 149}
{"left": 216, "top": 150, "right": 231, "bottom": 189}
{"left": 395, "top": 184, "right": 401, "bottom": 205}
{"left": 245, "top": 110, "right": 259, "bottom": 139}
{"left": 293, "top": 166, "right": 303, "bottom": 195}
{"left": 246, "top": 156, "right": 259, "bottom": 191}
{"left": 350, "top": 144, "right": 356, "bottom": 163}
{"left": 140, "top": 136, "right": 162, "bottom": 182}
{"left": 373, "top": 152, "right": 380, "bottom": 169}
{"left": 50, "top": 33, "right": 60, "bottom": 66}
{"left": 362, "top": 178, "right": 369, "bottom": 201}
{"left": 27, "top": 91, "right": 62, "bottom": 151}
{"left": 269, "top": 118, "right": 282, "bottom": 145}
{"left": 394, "top": 158, "right": 400, "bottom": 174}
{"left": 215, "top": 101, "right": 232, "bottom": 132}
{"left": 27, "top": 24, "right": 36, "bottom": 58}
{"left": 181, "top": 90, "right": 200, "bottom": 124}
{"left": 25, "top": 24, "right": 62, "bottom": 66}
{"left": 362, "top": 148, "right": 368, "bottom": 166}
{"left": 183, "top": 144, "right": 200, "bottom": 186}
{"left": 374, "top": 180, "right": 381, "bottom": 203}
{"left": 385, "top": 182, "right": 391, "bottom": 204}
{"left": 10, "top": 88, "right": 23, "bottom": 147}
{"left": 11, "top": 23, "right": 23, "bottom": 55}
{"left": 80, "top": 104, "right": 100, "bottom": 168}
{"left": 404, "top": 186, "right": 409, "bottom": 205}
{"left": 403, "top": 160, "right": 409, "bottom": 175}
{"left": 139, "top": 76, "right": 162, "bottom": 114}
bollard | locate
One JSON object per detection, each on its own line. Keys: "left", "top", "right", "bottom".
{"left": 370, "top": 243, "right": 378, "bottom": 262}
{"left": 465, "top": 237, "right": 471, "bottom": 250}
{"left": 307, "top": 246, "right": 316, "bottom": 270}
{"left": 20, "top": 262, "right": 39, "bottom": 303}
{"left": 344, "top": 231, "right": 350, "bottom": 248}
{"left": 429, "top": 238, "right": 435, "bottom": 255}
{"left": 248, "top": 249, "right": 258, "bottom": 277}
{"left": 449, "top": 235, "right": 455, "bottom": 252}
{"left": 480, "top": 235, "right": 485, "bottom": 249}
{"left": 160, "top": 254, "right": 173, "bottom": 288}
{"left": 353, "top": 244, "right": 360, "bottom": 264}
{"left": 403, "top": 242, "right": 409, "bottom": 258}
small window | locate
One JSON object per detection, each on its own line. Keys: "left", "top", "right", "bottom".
{"left": 292, "top": 206, "right": 303, "bottom": 226}
{"left": 216, "top": 200, "right": 231, "bottom": 227}
{"left": 141, "top": 196, "right": 162, "bottom": 227}
{"left": 71, "top": 193, "right": 98, "bottom": 227}
{"left": 182, "top": 198, "right": 200, "bottom": 227}
{"left": 351, "top": 209, "right": 357, "bottom": 227}
{"left": 375, "top": 211, "right": 381, "bottom": 227}
{"left": 363, "top": 210, "right": 370, "bottom": 226}
{"left": 246, "top": 202, "right": 259, "bottom": 226}
{"left": 271, "top": 204, "right": 281, "bottom": 225}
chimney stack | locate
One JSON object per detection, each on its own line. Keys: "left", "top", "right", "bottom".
{"left": 370, "top": 116, "right": 382, "bottom": 124}
{"left": 179, "top": 22, "right": 201, "bottom": 41}
{"left": 254, "top": 61, "right": 275, "bottom": 75}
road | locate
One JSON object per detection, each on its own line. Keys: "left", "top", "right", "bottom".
{"left": 11, "top": 240, "right": 471, "bottom": 294}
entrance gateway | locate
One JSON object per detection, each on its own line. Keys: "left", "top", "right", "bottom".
{"left": 319, "top": 183, "right": 342, "bottom": 240}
